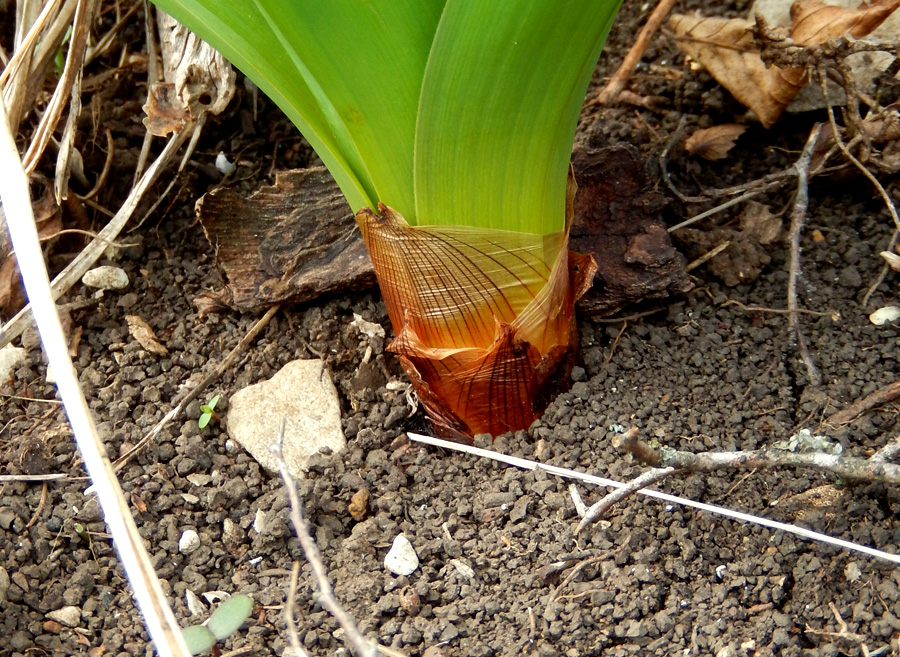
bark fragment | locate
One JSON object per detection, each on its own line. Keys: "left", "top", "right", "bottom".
{"left": 570, "top": 144, "right": 692, "bottom": 316}
{"left": 196, "top": 168, "right": 376, "bottom": 312}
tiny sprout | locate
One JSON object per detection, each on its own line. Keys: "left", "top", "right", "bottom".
{"left": 182, "top": 593, "right": 253, "bottom": 655}
{"left": 198, "top": 395, "right": 220, "bottom": 429}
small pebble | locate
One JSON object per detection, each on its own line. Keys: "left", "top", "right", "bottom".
{"left": 46, "top": 606, "right": 81, "bottom": 628}
{"left": 0, "top": 345, "right": 26, "bottom": 383}
{"left": 179, "top": 529, "right": 201, "bottom": 554}
{"left": 253, "top": 509, "right": 268, "bottom": 534}
{"left": 82, "top": 266, "right": 129, "bottom": 290}
{"left": 384, "top": 535, "right": 419, "bottom": 576}
{"left": 870, "top": 306, "right": 900, "bottom": 326}
{"left": 185, "top": 590, "right": 205, "bottom": 616}
{"left": 449, "top": 559, "right": 474, "bottom": 579}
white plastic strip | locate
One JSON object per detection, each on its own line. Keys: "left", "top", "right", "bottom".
{"left": 408, "top": 432, "right": 900, "bottom": 565}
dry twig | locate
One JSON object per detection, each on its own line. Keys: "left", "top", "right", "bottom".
{"left": 827, "top": 379, "right": 900, "bottom": 425}
{"left": 787, "top": 123, "right": 823, "bottom": 386}
{"left": 615, "top": 428, "right": 900, "bottom": 485}
{"left": 595, "top": 0, "right": 679, "bottom": 105}
{"left": 274, "top": 423, "right": 376, "bottom": 657}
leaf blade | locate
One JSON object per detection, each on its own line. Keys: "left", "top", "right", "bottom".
{"left": 414, "top": 0, "right": 623, "bottom": 233}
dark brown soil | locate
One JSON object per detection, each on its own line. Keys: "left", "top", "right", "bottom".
{"left": 2, "top": 1, "right": 900, "bottom": 656}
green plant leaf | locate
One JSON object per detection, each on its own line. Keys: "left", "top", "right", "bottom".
{"left": 206, "top": 593, "right": 253, "bottom": 641}
{"left": 414, "top": 0, "right": 623, "bottom": 233}
{"left": 149, "top": 0, "right": 445, "bottom": 222}
{"left": 207, "top": 394, "right": 220, "bottom": 410}
{"left": 182, "top": 625, "right": 216, "bottom": 655}
{"left": 198, "top": 413, "right": 211, "bottom": 429}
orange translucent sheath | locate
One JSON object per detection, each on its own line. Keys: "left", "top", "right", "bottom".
{"left": 356, "top": 196, "right": 595, "bottom": 441}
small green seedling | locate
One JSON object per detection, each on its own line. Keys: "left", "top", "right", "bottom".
{"left": 182, "top": 593, "right": 253, "bottom": 655}
{"left": 198, "top": 395, "right": 220, "bottom": 429}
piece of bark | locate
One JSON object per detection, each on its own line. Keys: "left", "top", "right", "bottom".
{"left": 570, "top": 142, "right": 692, "bottom": 316}
{"left": 196, "top": 168, "right": 376, "bottom": 312}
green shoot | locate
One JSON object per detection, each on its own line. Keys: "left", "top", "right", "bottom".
{"left": 198, "top": 394, "right": 219, "bottom": 429}
{"left": 181, "top": 593, "right": 253, "bottom": 655}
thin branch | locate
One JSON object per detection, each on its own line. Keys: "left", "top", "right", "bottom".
{"left": 616, "top": 429, "right": 900, "bottom": 485}
{"left": 787, "top": 123, "right": 822, "bottom": 386}
{"left": 577, "top": 466, "right": 677, "bottom": 533}
{"left": 274, "top": 424, "right": 376, "bottom": 657}
{"left": 827, "top": 379, "right": 900, "bottom": 425}
{"left": 408, "top": 432, "right": 900, "bottom": 564}
{"left": 595, "top": 0, "right": 679, "bottom": 105}
{"left": 284, "top": 561, "right": 310, "bottom": 657}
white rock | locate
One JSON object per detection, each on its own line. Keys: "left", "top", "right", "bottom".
{"left": 253, "top": 509, "right": 267, "bottom": 534}
{"left": 47, "top": 606, "right": 81, "bottom": 627}
{"left": 870, "top": 306, "right": 900, "bottom": 326}
{"left": 226, "top": 359, "right": 346, "bottom": 478}
{"left": 187, "top": 473, "right": 211, "bottom": 487}
{"left": 350, "top": 313, "right": 385, "bottom": 339}
{"left": 450, "top": 559, "right": 475, "bottom": 579}
{"left": 844, "top": 561, "right": 862, "bottom": 583}
{"left": 179, "top": 529, "right": 201, "bottom": 554}
{"left": 216, "top": 152, "right": 236, "bottom": 175}
{"left": 0, "top": 345, "right": 26, "bottom": 383}
{"left": 82, "top": 266, "right": 129, "bottom": 290}
{"left": 185, "top": 589, "right": 206, "bottom": 616}
{"left": 384, "top": 534, "right": 419, "bottom": 576}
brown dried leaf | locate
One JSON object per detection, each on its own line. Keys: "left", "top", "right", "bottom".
{"left": 670, "top": 0, "right": 900, "bottom": 127}
{"left": 197, "top": 168, "right": 375, "bottom": 312}
{"left": 670, "top": 14, "right": 805, "bottom": 127}
{"left": 790, "top": 0, "right": 900, "bottom": 44}
{"left": 739, "top": 201, "right": 782, "bottom": 244}
{"left": 125, "top": 315, "right": 168, "bottom": 356}
{"left": 684, "top": 124, "right": 748, "bottom": 160}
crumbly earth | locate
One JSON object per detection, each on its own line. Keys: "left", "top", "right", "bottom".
{"left": 2, "top": 0, "right": 900, "bottom": 656}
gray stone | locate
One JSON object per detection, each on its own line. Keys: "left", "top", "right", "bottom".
{"left": 226, "top": 359, "right": 346, "bottom": 477}
{"left": 46, "top": 605, "right": 81, "bottom": 627}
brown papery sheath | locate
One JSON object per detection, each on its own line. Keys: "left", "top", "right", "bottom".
{"left": 356, "top": 185, "right": 596, "bottom": 443}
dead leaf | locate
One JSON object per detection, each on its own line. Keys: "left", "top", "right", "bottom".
{"left": 348, "top": 489, "right": 369, "bottom": 521}
{"left": 684, "top": 124, "right": 748, "bottom": 160}
{"left": 130, "top": 492, "right": 148, "bottom": 514}
{"left": 739, "top": 201, "right": 782, "bottom": 244}
{"left": 670, "top": 0, "right": 900, "bottom": 127}
{"left": 125, "top": 315, "right": 168, "bottom": 356}
{"left": 790, "top": 0, "right": 900, "bottom": 44}
{"left": 675, "top": 202, "right": 781, "bottom": 286}
{"left": 669, "top": 14, "right": 800, "bottom": 127}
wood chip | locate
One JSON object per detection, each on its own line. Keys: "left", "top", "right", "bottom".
{"left": 125, "top": 315, "right": 168, "bottom": 356}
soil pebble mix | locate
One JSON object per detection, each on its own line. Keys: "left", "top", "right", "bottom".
{"left": 2, "top": 0, "right": 900, "bottom": 655}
